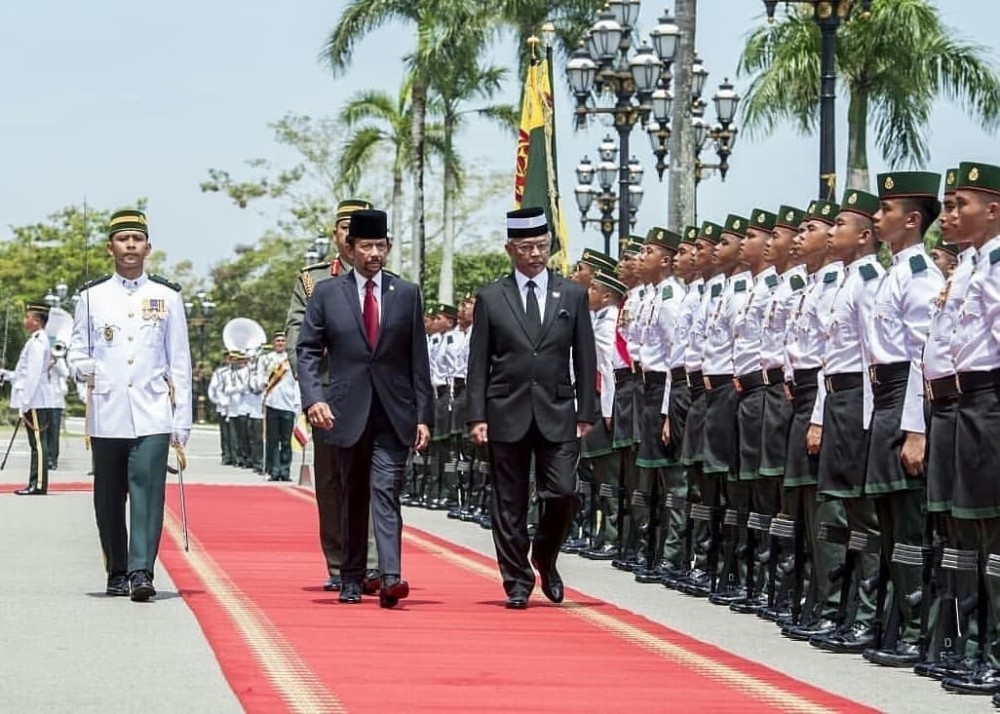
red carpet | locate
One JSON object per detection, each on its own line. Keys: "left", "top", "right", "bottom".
{"left": 159, "top": 484, "right": 875, "bottom": 713}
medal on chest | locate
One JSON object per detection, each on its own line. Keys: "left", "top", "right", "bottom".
{"left": 101, "top": 323, "right": 119, "bottom": 343}
{"left": 142, "top": 298, "right": 167, "bottom": 323}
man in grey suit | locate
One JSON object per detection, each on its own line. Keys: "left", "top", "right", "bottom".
{"left": 298, "top": 209, "right": 433, "bottom": 608}
{"left": 467, "top": 207, "right": 598, "bottom": 609}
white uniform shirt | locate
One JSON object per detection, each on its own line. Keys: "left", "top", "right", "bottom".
{"left": 260, "top": 351, "right": 300, "bottom": 413}
{"left": 951, "top": 235, "right": 1000, "bottom": 373}
{"left": 10, "top": 329, "right": 51, "bottom": 413}
{"left": 761, "top": 265, "right": 807, "bottom": 373}
{"left": 593, "top": 305, "right": 624, "bottom": 419}
{"left": 639, "top": 277, "right": 683, "bottom": 373}
{"left": 47, "top": 356, "right": 70, "bottom": 410}
{"left": 785, "top": 262, "right": 844, "bottom": 378}
{"left": 685, "top": 274, "right": 725, "bottom": 374}
{"left": 207, "top": 365, "right": 229, "bottom": 417}
{"left": 68, "top": 273, "right": 192, "bottom": 438}
{"left": 866, "top": 243, "right": 944, "bottom": 434}
{"left": 428, "top": 333, "right": 447, "bottom": 387}
{"left": 704, "top": 271, "right": 752, "bottom": 376}
{"left": 811, "top": 254, "right": 883, "bottom": 427}
{"left": 925, "top": 246, "right": 976, "bottom": 379}
{"left": 440, "top": 327, "right": 467, "bottom": 382}
{"left": 620, "top": 286, "right": 645, "bottom": 363}
{"left": 663, "top": 278, "right": 700, "bottom": 415}
{"left": 732, "top": 267, "right": 778, "bottom": 378}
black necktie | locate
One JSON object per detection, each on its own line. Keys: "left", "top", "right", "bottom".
{"left": 525, "top": 280, "right": 541, "bottom": 339}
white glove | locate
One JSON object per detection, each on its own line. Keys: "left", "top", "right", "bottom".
{"left": 74, "top": 358, "right": 97, "bottom": 378}
{"left": 171, "top": 429, "right": 191, "bottom": 448}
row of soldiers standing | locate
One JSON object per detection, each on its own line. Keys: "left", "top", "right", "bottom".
{"left": 206, "top": 335, "right": 300, "bottom": 480}
{"left": 563, "top": 163, "right": 1000, "bottom": 699}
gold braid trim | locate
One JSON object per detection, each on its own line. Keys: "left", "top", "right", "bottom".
{"left": 302, "top": 272, "right": 314, "bottom": 299}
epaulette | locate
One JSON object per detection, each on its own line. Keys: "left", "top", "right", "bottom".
{"left": 80, "top": 274, "right": 112, "bottom": 291}
{"left": 858, "top": 263, "right": 879, "bottom": 281}
{"left": 149, "top": 274, "right": 182, "bottom": 292}
{"left": 765, "top": 274, "right": 778, "bottom": 289}
{"left": 734, "top": 279, "right": 747, "bottom": 293}
{"left": 446, "top": 334, "right": 454, "bottom": 344}
{"left": 990, "top": 248, "right": 1000, "bottom": 265}
{"left": 822, "top": 271, "right": 838, "bottom": 284}
{"left": 661, "top": 286, "right": 673, "bottom": 300}
{"left": 789, "top": 275, "right": 805, "bottom": 291}
{"left": 710, "top": 284, "right": 722, "bottom": 298}
{"left": 300, "top": 261, "right": 331, "bottom": 273}
{"left": 909, "top": 254, "right": 928, "bottom": 274}
{"left": 697, "top": 283, "right": 705, "bottom": 295}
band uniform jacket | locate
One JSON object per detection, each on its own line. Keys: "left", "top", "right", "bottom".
{"left": 466, "top": 269, "right": 597, "bottom": 443}
{"left": 296, "top": 270, "right": 433, "bottom": 449}
{"left": 68, "top": 273, "right": 193, "bottom": 438}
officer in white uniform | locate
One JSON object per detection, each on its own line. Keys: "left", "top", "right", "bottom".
{"left": 261, "top": 331, "right": 300, "bottom": 481}
{"left": 68, "top": 209, "right": 192, "bottom": 602}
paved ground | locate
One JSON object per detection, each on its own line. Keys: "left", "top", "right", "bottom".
{"left": 0, "top": 417, "right": 984, "bottom": 712}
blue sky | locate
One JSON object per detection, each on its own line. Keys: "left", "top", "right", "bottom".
{"left": 1, "top": 0, "right": 997, "bottom": 276}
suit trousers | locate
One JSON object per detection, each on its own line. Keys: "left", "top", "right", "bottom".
{"left": 489, "top": 421, "right": 579, "bottom": 596}
{"left": 334, "top": 397, "right": 408, "bottom": 582}
{"left": 264, "top": 407, "right": 294, "bottom": 477}
{"left": 91, "top": 434, "right": 170, "bottom": 575}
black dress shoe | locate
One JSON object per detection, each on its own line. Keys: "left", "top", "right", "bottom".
{"left": 379, "top": 575, "right": 410, "bottom": 608}
{"left": 918, "top": 656, "right": 982, "bottom": 681}
{"left": 580, "top": 544, "right": 618, "bottom": 561}
{"left": 782, "top": 617, "right": 837, "bottom": 641}
{"left": 339, "top": 582, "right": 362, "bottom": 604}
{"left": 129, "top": 570, "right": 156, "bottom": 602}
{"left": 14, "top": 485, "right": 46, "bottom": 495}
{"left": 942, "top": 667, "right": 1000, "bottom": 694}
{"left": 362, "top": 570, "right": 382, "bottom": 595}
{"left": 323, "top": 575, "right": 342, "bottom": 592}
{"left": 106, "top": 573, "right": 130, "bottom": 597}
{"left": 532, "top": 557, "right": 564, "bottom": 604}
{"left": 708, "top": 587, "right": 747, "bottom": 606}
{"left": 863, "top": 640, "right": 921, "bottom": 667}
{"left": 505, "top": 592, "right": 529, "bottom": 609}
{"left": 729, "top": 594, "right": 768, "bottom": 614}
{"left": 813, "top": 623, "right": 875, "bottom": 653}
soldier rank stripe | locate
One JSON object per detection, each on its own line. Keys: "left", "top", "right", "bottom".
{"left": 909, "top": 254, "right": 928, "bottom": 274}
{"left": 858, "top": 263, "right": 879, "bottom": 281}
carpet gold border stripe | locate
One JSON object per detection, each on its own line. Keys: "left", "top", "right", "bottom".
{"left": 283, "top": 487, "right": 837, "bottom": 713}
{"left": 163, "top": 507, "right": 344, "bottom": 714}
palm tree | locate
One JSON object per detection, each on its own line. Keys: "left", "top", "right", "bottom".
{"left": 337, "top": 77, "right": 446, "bottom": 275}
{"left": 493, "top": 0, "right": 606, "bottom": 77}
{"left": 322, "top": 0, "right": 481, "bottom": 288}
{"left": 430, "top": 55, "right": 518, "bottom": 303}
{"left": 738, "top": 0, "right": 1000, "bottom": 189}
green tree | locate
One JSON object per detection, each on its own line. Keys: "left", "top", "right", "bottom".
{"left": 738, "top": 0, "right": 1000, "bottom": 190}
{"left": 421, "top": 246, "right": 512, "bottom": 304}
{"left": 492, "top": 0, "right": 606, "bottom": 77}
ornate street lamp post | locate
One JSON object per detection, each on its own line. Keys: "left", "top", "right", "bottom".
{"left": 184, "top": 292, "right": 216, "bottom": 424}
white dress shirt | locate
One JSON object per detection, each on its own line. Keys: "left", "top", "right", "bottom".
{"left": 10, "top": 329, "right": 51, "bottom": 413}
{"left": 924, "top": 246, "right": 976, "bottom": 380}
{"left": 951, "top": 234, "right": 1000, "bottom": 373}
{"left": 732, "top": 267, "right": 778, "bottom": 378}
{"left": 761, "top": 265, "right": 807, "bottom": 373}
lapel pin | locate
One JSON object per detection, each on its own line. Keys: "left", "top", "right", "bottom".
{"left": 551, "top": 291, "right": 560, "bottom": 298}
{"left": 389, "top": 284, "right": 395, "bottom": 291}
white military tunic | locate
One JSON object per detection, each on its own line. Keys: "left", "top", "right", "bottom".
{"left": 9, "top": 329, "right": 52, "bottom": 413}
{"left": 68, "top": 273, "right": 192, "bottom": 439}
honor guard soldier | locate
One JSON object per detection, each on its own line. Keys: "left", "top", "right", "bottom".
{"left": 424, "top": 306, "right": 451, "bottom": 508}
{"left": 68, "top": 209, "right": 192, "bottom": 601}
{"left": 45, "top": 346, "right": 69, "bottom": 471}
{"left": 808, "top": 190, "right": 885, "bottom": 653}
{"left": 261, "top": 331, "right": 300, "bottom": 481}
{"left": 207, "top": 355, "right": 234, "bottom": 465}
{"left": 633, "top": 228, "right": 684, "bottom": 584}
{"left": 781, "top": 199, "right": 847, "bottom": 641}
{"left": 6, "top": 304, "right": 55, "bottom": 495}
{"left": 939, "top": 163, "right": 1000, "bottom": 696}
{"left": 244, "top": 350, "right": 266, "bottom": 474}
{"left": 435, "top": 303, "right": 463, "bottom": 512}
{"left": 861, "top": 172, "right": 944, "bottom": 668}
{"left": 729, "top": 208, "right": 781, "bottom": 613}
{"left": 446, "top": 296, "right": 475, "bottom": 520}
{"left": 285, "top": 197, "right": 378, "bottom": 592}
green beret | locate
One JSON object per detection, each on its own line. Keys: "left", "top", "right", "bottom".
{"left": 957, "top": 162, "right": 1000, "bottom": 196}
{"left": 839, "top": 189, "right": 879, "bottom": 219}
{"left": 877, "top": 171, "right": 941, "bottom": 200}
{"left": 699, "top": 221, "right": 724, "bottom": 245}
{"left": 336, "top": 199, "right": 373, "bottom": 222}
{"left": 775, "top": 205, "right": 806, "bottom": 230}
{"left": 680, "top": 225, "right": 700, "bottom": 245}
{"left": 592, "top": 271, "right": 628, "bottom": 296}
{"left": 579, "top": 248, "right": 617, "bottom": 274}
{"left": 108, "top": 209, "right": 148, "bottom": 237}
{"left": 722, "top": 214, "right": 749, "bottom": 239}
{"left": 644, "top": 226, "right": 682, "bottom": 252}
{"left": 749, "top": 209, "right": 777, "bottom": 232}
{"left": 944, "top": 168, "right": 959, "bottom": 195}
{"left": 805, "top": 200, "right": 839, "bottom": 225}
{"left": 436, "top": 303, "right": 459, "bottom": 319}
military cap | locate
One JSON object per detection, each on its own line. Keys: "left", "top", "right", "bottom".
{"left": 620, "top": 238, "right": 644, "bottom": 257}
{"left": 957, "top": 162, "right": 1000, "bottom": 196}
{"left": 749, "top": 209, "right": 777, "bottom": 232}
{"left": 698, "top": 220, "right": 724, "bottom": 245}
{"left": 228, "top": 350, "right": 246, "bottom": 360}
{"left": 839, "top": 189, "right": 880, "bottom": 219}
{"left": 877, "top": 171, "right": 941, "bottom": 199}
{"left": 273, "top": 330, "right": 286, "bottom": 339}
{"left": 25, "top": 302, "right": 50, "bottom": 316}
{"left": 348, "top": 209, "right": 388, "bottom": 240}
{"left": 932, "top": 237, "right": 960, "bottom": 257}
{"left": 108, "top": 209, "right": 148, "bottom": 238}
{"left": 436, "top": 303, "right": 459, "bottom": 319}
{"left": 336, "top": 199, "right": 373, "bottom": 222}
{"left": 506, "top": 207, "right": 548, "bottom": 239}
{"left": 943, "top": 168, "right": 959, "bottom": 195}
{"left": 805, "top": 199, "right": 839, "bottom": 226}
{"left": 460, "top": 292, "right": 475, "bottom": 304}
{"left": 680, "top": 225, "right": 700, "bottom": 246}
{"left": 721, "top": 214, "right": 749, "bottom": 239}
{"left": 579, "top": 248, "right": 617, "bottom": 274}
{"left": 592, "top": 271, "right": 628, "bottom": 296}
{"left": 644, "top": 226, "right": 682, "bottom": 252}
{"left": 775, "top": 205, "right": 806, "bottom": 230}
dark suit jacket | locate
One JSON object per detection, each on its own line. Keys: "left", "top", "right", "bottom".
{"left": 466, "top": 269, "right": 597, "bottom": 443}
{"left": 297, "top": 270, "right": 433, "bottom": 449}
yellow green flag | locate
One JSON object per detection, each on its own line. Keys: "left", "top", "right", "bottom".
{"left": 514, "top": 57, "right": 569, "bottom": 274}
